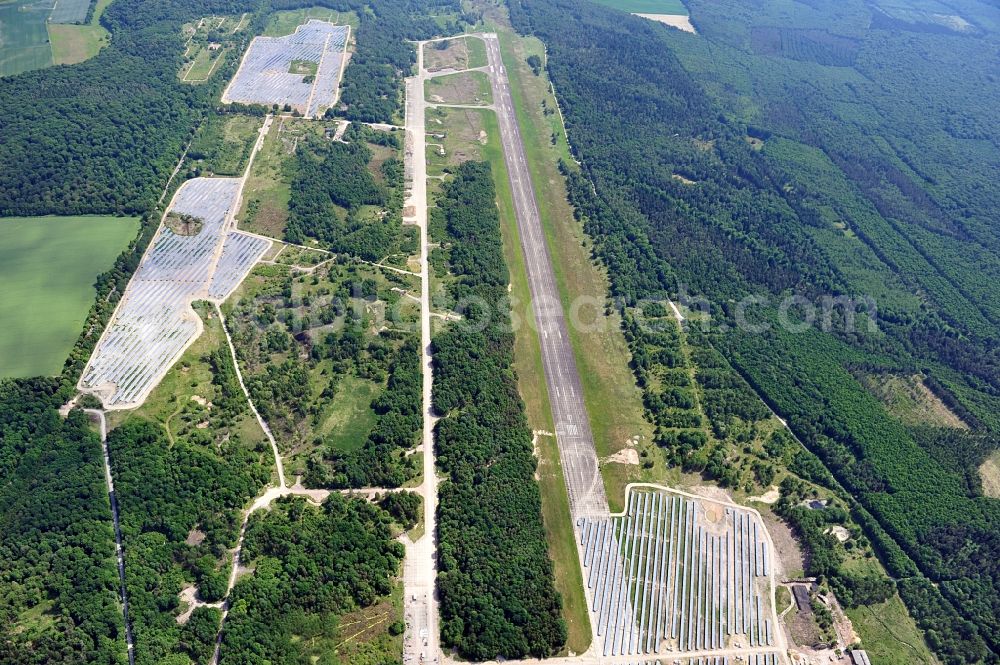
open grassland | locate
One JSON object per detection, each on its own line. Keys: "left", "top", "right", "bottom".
{"left": 238, "top": 116, "right": 295, "bottom": 238}
{"left": 847, "top": 595, "right": 939, "bottom": 665}
{"left": 49, "top": 0, "right": 114, "bottom": 66}
{"left": 589, "top": 0, "right": 688, "bottom": 15}
{"left": 181, "top": 44, "right": 228, "bottom": 81}
{"left": 0, "top": 215, "right": 139, "bottom": 378}
{"left": 423, "top": 35, "right": 487, "bottom": 72}
{"left": 425, "top": 70, "right": 492, "bottom": 106}
{"left": 48, "top": 22, "right": 109, "bottom": 65}
{"left": 0, "top": 0, "right": 53, "bottom": 76}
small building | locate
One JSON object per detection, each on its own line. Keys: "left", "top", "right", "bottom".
{"left": 850, "top": 650, "right": 872, "bottom": 665}
{"left": 208, "top": 42, "right": 222, "bottom": 51}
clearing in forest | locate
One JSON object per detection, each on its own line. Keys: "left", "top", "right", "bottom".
{"left": 589, "top": 0, "right": 696, "bottom": 32}
{"left": 222, "top": 20, "right": 350, "bottom": 117}
{"left": 0, "top": 215, "right": 139, "bottom": 378}
{"left": 858, "top": 373, "right": 969, "bottom": 429}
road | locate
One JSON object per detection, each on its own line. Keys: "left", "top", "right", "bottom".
{"left": 480, "top": 34, "right": 609, "bottom": 521}
{"left": 402, "top": 39, "right": 442, "bottom": 665}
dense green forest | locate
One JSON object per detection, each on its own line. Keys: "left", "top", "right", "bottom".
{"left": 285, "top": 130, "right": 396, "bottom": 259}
{"left": 510, "top": 0, "right": 1000, "bottom": 661}
{"left": 217, "top": 494, "right": 404, "bottom": 664}
{"left": 0, "top": 382, "right": 123, "bottom": 665}
{"left": 431, "top": 162, "right": 566, "bottom": 659}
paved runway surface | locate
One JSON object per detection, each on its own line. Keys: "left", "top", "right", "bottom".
{"left": 481, "top": 34, "right": 609, "bottom": 521}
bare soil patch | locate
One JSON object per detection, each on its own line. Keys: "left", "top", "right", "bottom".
{"left": 165, "top": 212, "right": 205, "bottom": 236}
{"left": 634, "top": 13, "right": 697, "bottom": 33}
{"left": 979, "top": 450, "right": 1000, "bottom": 498}
{"left": 761, "top": 508, "right": 805, "bottom": 579}
{"left": 859, "top": 373, "right": 968, "bottom": 429}
{"left": 424, "top": 38, "right": 469, "bottom": 71}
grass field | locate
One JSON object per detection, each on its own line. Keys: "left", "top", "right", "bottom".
{"left": 181, "top": 45, "right": 227, "bottom": 82}
{"left": 0, "top": 0, "right": 54, "bottom": 76}
{"left": 425, "top": 70, "right": 493, "bottom": 106}
{"left": 0, "top": 215, "right": 139, "bottom": 378}
{"left": 423, "top": 35, "right": 487, "bottom": 72}
{"left": 48, "top": 23, "right": 109, "bottom": 65}
{"left": 589, "top": 0, "right": 689, "bottom": 15}
{"left": 319, "top": 374, "right": 379, "bottom": 453}
{"left": 847, "top": 595, "right": 939, "bottom": 665}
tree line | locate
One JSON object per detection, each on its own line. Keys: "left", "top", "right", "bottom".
{"left": 431, "top": 162, "right": 566, "bottom": 660}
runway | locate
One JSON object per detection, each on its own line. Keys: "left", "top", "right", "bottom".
{"left": 480, "top": 34, "right": 609, "bottom": 521}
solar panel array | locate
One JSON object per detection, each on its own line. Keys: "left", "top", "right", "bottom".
{"left": 624, "top": 655, "right": 783, "bottom": 665}
{"left": 208, "top": 232, "right": 271, "bottom": 300}
{"left": 81, "top": 178, "right": 266, "bottom": 408}
{"left": 223, "top": 20, "right": 349, "bottom": 117}
{"left": 578, "top": 489, "right": 777, "bottom": 657}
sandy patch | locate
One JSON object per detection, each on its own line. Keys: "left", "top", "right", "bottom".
{"left": 687, "top": 484, "right": 733, "bottom": 505}
{"left": 185, "top": 528, "right": 207, "bottom": 546}
{"left": 606, "top": 448, "right": 640, "bottom": 466}
{"left": 634, "top": 13, "right": 696, "bottom": 34}
{"left": 748, "top": 486, "right": 780, "bottom": 504}
{"left": 176, "top": 585, "right": 197, "bottom": 624}
{"left": 980, "top": 451, "right": 1000, "bottom": 498}
{"left": 825, "top": 525, "right": 850, "bottom": 543}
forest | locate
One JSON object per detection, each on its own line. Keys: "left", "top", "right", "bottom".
{"left": 0, "top": 382, "right": 123, "bottom": 665}
{"left": 218, "top": 494, "right": 404, "bottom": 664}
{"left": 431, "top": 162, "right": 566, "bottom": 659}
{"left": 510, "top": 0, "right": 1000, "bottom": 661}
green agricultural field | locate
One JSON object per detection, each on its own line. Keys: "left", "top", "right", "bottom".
{"left": 0, "top": 0, "right": 55, "bottom": 77}
{"left": 589, "top": 0, "right": 688, "bottom": 15}
{"left": 48, "top": 23, "right": 109, "bottom": 65}
{"left": 0, "top": 215, "right": 139, "bottom": 378}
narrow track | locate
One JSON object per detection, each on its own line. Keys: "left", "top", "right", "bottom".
{"left": 84, "top": 409, "right": 136, "bottom": 665}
